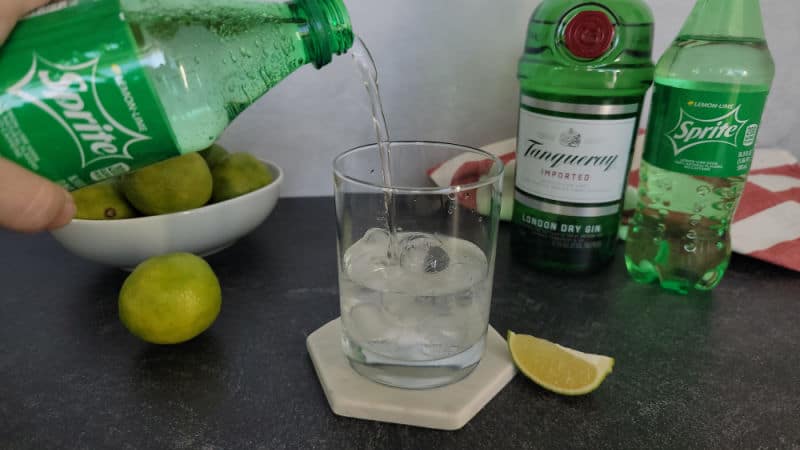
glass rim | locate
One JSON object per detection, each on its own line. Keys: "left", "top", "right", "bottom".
{"left": 333, "top": 140, "right": 505, "bottom": 194}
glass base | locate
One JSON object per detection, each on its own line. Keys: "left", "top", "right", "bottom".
{"left": 345, "top": 336, "right": 485, "bottom": 390}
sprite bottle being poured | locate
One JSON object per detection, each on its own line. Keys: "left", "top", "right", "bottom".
{"left": 624, "top": 0, "right": 775, "bottom": 294}
{"left": 0, "top": 0, "right": 353, "bottom": 190}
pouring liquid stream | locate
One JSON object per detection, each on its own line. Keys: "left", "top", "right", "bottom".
{"left": 340, "top": 39, "right": 490, "bottom": 389}
{"left": 351, "top": 37, "right": 398, "bottom": 260}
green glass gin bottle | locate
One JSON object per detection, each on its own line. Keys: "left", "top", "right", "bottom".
{"left": 625, "top": 0, "right": 774, "bottom": 294}
{"left": 0, "top": 0, "right": 352, "bottom": 190}
{"left": 512, "top": 0, "right": 654, "bottom": 273}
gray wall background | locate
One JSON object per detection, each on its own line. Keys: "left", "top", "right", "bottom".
{"left": 217, "top": 0, "right": 799, "bottom": 197}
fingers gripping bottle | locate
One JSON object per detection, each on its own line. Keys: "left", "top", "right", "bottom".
{"left": 512, "top": 0, "right": 654, "bottom": 273}
{"left": 0, "top": 0, "right": 353, "bottom": 190}
{"left": 624, "top": 0, "right": 775, "bottom": 294}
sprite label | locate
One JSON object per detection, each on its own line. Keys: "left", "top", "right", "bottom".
{"left": 0, "top": 0, "right": 176, "bottom": 190}
{"left": 643, "top": 83, "right": 768, "bottom": 178}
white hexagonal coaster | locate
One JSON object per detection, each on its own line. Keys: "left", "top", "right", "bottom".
{"left": 306, "top": 318, "right": 517, "bottom": 431}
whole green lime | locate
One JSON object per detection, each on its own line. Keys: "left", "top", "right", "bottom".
{"left": 119, "top": 253, "right": 222, "bottom": 345}
{"left": 120, "top": 153, "right": 212, "bottom": 215}
{"left": 72, "top": 179, "right": 138, "bottom": 220}
{"left": 199, "top": 143, "right": 230, "bottom": 169}
{"left": 211, "top": 153, "right": 273, "bottom": 203}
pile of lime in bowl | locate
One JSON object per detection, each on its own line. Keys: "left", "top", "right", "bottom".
{"left": 72, "top": 144, "right": 274, "bottom": 220}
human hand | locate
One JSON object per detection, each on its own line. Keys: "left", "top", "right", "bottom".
{"left": 0, "top": 0, "right": 76, "bottom": 233}
{"left": 0, "top": 0, "right": 52, "bottom": 43}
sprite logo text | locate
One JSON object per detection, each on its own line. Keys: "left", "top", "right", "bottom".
{"left": 0, "top": 0, "right": 178, "bottom": 190}
{"left": 666, "top": 103, "right": 750, "bottom": 156}
{"left": 7, "top": 55, "right": 151, "bottom": 169}
{"left": 643, "top": 84, "right": 769, "bottom": 177}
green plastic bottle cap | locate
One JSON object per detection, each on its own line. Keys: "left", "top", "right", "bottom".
{"left": 563, "top": 11, "right": 615, "bottom": 59}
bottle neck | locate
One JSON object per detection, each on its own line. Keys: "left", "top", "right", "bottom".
{"left": 293, "top": 0, "right": 353, "bottom": 68}
{"left": 679, "top": 0, "right": 766, "bottom": 41}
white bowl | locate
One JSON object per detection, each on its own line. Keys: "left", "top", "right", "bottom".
{"left": 51, "top": 158, "right": 283, "bottom": 270}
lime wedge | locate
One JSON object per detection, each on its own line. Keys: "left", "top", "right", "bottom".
{"left": 507, "top": 330, "right": 614, "bottom": 396}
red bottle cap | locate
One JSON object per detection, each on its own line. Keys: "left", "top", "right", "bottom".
{"left": 563, "top": 11, "right": 615, "bottom": 59}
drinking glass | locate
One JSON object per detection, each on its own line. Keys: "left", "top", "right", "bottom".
{"left": 333, "top": 141, "right": 504, "bottom": 389}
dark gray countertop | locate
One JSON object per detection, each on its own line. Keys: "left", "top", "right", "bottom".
{"left": 1, "top": 197, "right": 798, "bottom": 449}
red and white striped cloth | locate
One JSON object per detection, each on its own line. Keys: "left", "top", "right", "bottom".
{"left": 427, "top": 139, "right": 517, "bottom": 219}
{"left": 428, "top": 133, "right": 800, "bottom": 272}
{"left": 727, "top": 156, "right": 800, "bottom": 270}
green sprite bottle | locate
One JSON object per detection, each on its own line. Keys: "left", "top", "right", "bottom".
{"left": 624, "top": 0, "right": 774, "bottom": 294}
{"left": 512, "top": 0, "right": 654, "bottom": 273}
{"left": 0, "top": 0, "right": 352, "bottom": 190}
